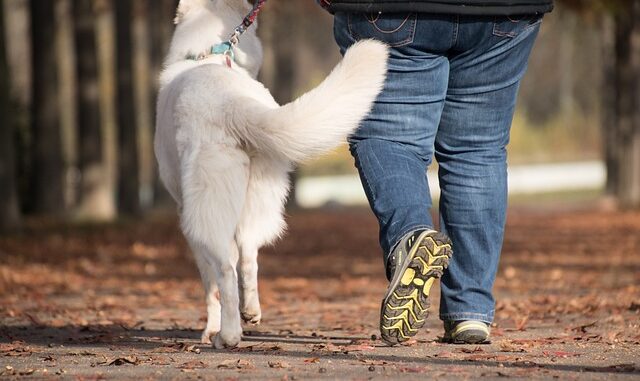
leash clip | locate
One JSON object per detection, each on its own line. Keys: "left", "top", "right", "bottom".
{"left": 229, "top": 27, "right": 243, "bottom": 46}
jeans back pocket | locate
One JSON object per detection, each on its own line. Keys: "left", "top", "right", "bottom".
{"left": 493, "top": 14, "right": 543, "bottom": 38}
{"left": 348, "top": 12, "right": 417, "bottom": 47}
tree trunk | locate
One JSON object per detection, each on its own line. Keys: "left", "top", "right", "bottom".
{"left": 614, "top": 1, "right": 640, "bottom": 208}
{"left": 30, "top": 0, "right": 65, "bottom": 215}
{"left": 0, "top": 1, "right": 21, "bottom": 229}
{"left": 258, "top": 2, "right": 301, "bottom": 209}
{"left": 149, "top": 0, "right": 176, "bottom": 99}
{"left": 601, "top": 14, "right": 618, "bottom": 196}
{"left": 133, "top": 0, "right": 154, "bottom": 210}
{"left": 558, "top": 6, "right": 576, "bottom": 119}
{"left": 55, "top": 0, "right": 78, "bottom": 209}
{"left": 150, "top": 0, "right": 178, "bottom": 208}
{"left": 73, "top": 0, "right": 116, "bottom": 220}
{"left": 259, "top": 3, "right": 298, "bottom": 106}
{"left": 115, "top": 0, "right": 140, "bottom": 215}
{"left": 94, "top": 0, "right": 119, "bottom": 219}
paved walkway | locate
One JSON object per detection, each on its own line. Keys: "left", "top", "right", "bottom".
{"left": 1, "top": 207, "right": 638, "bottom": 380}
{"left": 297, "top": 161, "right": 605, "bottom": 207}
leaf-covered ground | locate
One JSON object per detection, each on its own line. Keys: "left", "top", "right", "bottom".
{"left": 1, "top": 206, "right": 639, "bottom": 380}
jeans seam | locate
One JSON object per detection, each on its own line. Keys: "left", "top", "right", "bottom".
{"left": 360, "top": 170, "right": 377, "bottom": 201}
{"left": 451, "top": 15, "right": 459, "bottom": 48}
{"left": 352, "top": 150, "right": 378, "bottom": 202}
{"left": 493, "top": 15, "right": 543, "bottom": 38}
{"left": 347, "top": 12, "right": 418, "bottom": 47}
{"left": 440, "top": 312, "right": 495, "bottom": 324}
{"left": 367, "top": 12, "right": 411, "bottom": 34}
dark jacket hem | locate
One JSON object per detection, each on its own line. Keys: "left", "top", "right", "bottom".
{"left": 328, "top": 2, "right": 553, "bottom": 16}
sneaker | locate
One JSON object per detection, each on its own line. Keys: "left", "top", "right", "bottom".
{"left": 443, "top": 320, "right": 491, "bottom": 344}
{"left": 380, "top": 229, "right": 453, "bottom": 345}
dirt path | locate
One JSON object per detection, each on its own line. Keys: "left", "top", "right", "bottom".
{"left": 1, "top": 207, "right": 639, "bottom": 380}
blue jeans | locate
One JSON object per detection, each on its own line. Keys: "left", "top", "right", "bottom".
{"left": 334, "top": 12, "right": 542, "bottom": 324}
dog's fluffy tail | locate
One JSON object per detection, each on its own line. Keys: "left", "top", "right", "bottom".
{"left": 244, "top": 40, "right": 388, "bottom": 162}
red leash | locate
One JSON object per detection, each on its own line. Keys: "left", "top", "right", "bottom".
{"left": 229, "top": 0, "right": 268, "bottom": 45}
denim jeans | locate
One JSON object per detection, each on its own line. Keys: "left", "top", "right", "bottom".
{"left": 334, "top": 12, "right": 542, "bottom": 323}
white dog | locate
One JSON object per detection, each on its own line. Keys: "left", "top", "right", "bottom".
{"left": 155, "top": 0, "right": 388, "bottom": 349}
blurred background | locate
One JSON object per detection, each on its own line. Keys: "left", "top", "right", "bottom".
{"left": 1, "top": 0, "right": 639, "bottom": 229}
{"left": 1, "top": 3, "right": 639, "bottom": 375}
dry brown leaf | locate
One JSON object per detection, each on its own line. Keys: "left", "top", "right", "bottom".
{"left": 156, "top": 342, "right": 201, "bottom": 354}
{"left": 571, "top": 321, "right": 597, "bottom": 333}
{"left": 268, "top": 360, "right": 291, "bottom": 369}
{"left": 456, "top": 346, "right": 484, "bottom": 354}
{"left": 346, "top": 344, "right": 375, "bottom": 351}
{"left": 399, "top": 366, "right": 429, "bottom": 373}
{"left": 217, "top": 359, "right": 254, "bottom": 369}
{"left": 542, "top": 351, "right": 580, "bottom": 358}
{"left": 18, "top": 369, "right": 35, "bottom": 376}
{"left": 433, "top": 351, "right": 456, "bottom": 359}
{"left": 515, "top": 315, "right": 529, "bottom": 331}
{"left": 499, "top": 340, "right": 527, "bottom": 353}
{"left": 107, "top": 356, "right": 140, "bottom": 366}
{"left": 177, "top": 360, "right": 208, "bottom": 371}
{"left": 604, "top": 331, "right": 622, "bottom": 344}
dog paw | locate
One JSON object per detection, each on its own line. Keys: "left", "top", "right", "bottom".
{"left": 200, "top": 329, "right": 218, "bottom": 344}
{"left": 213, "top": 330, "right": 242, "bottom": 349}
{"left": 241, "top": 310, "right": 261, "bottom": 325}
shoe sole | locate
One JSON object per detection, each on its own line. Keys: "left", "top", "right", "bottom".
{"left": 445, "top": 330, "right": 490, "bottom": 344}
{"left": 380, "top": 230, "right": 452, "bottom": 346}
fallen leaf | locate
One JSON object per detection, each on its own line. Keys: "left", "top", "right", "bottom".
{"left": 148, "top": 356, "right": 172, "bottom": 366}
{"left": 399, "top": 366, "right": 429, "bottom": 373}
{"left": 2, "top": 366, "right": 16, "bottom": 376}
{"left": 156, "top": 342, "right": 201, "bottom": 354}
{"left": 107, "top": 356, "right": 139, "bottom": 366}
{"left": 515, "top": 315, "right": 529, "bottom": 331}
{"left": 499, "top": 340, "right": 527, "bottom": 353}
{"left": 542, "top": 351, "right": 579, "bottom": 358}
{"left": 433, "top": 351, "right": 456, "bottom": 359}
{"left": 18, "top": 369, "right": 35, "bottom": 376}
{"left": 217, "top": 359, "right": 254, "bottom": 369}
{"left": 177, "top": 360, "right": 208, "bottom": 370}
{"left": 346, "top": 344, "right": 375, "bottom": 352}
{"left": 458, "top": 346, "right": 484, "bottom": 354}
{"left": 233, "top": 343, "right": 282, "bottom": 353}
{"left": 268, "top": 361, "right": 291, "bottom": 369}
{"left": 571, "top": 321, "right": 597, "bottom": 333}
{"left": 358, "top": 359, "right": 388, "bottom": 366}
{"left": 0, "top": 341, "right": 33, "bottom": 357}
{"left": 604, "top": 331, "right": 621, "bottom": 344}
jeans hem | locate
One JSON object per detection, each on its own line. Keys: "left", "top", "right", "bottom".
{"left": 439, "top": 312, "right": 494, "bottom": 325}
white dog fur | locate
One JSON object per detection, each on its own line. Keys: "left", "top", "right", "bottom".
{"left": 155, "top": 0, "right": 388, "bottom": 348}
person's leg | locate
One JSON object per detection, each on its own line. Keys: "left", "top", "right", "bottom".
{"left": 334, "top": 12, "right": 456, "bottom": 345}
{"left": 333, "top": 12, "right": 450, "bottom": 264}
{"left": 435, "top": 15, "right": 542, "bottom": 332}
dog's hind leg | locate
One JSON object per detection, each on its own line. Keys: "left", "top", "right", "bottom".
{"left": 180, "top": 144, "right": 249, "bottom": 348}
{"left": 236, "top": 158, "right": 291, "bottom": 326}
{"left": 237, "top": 242, "right": 261, "bottom": 324}
{"left": 190, "top": 246, "right": 221, "bottom": 344}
